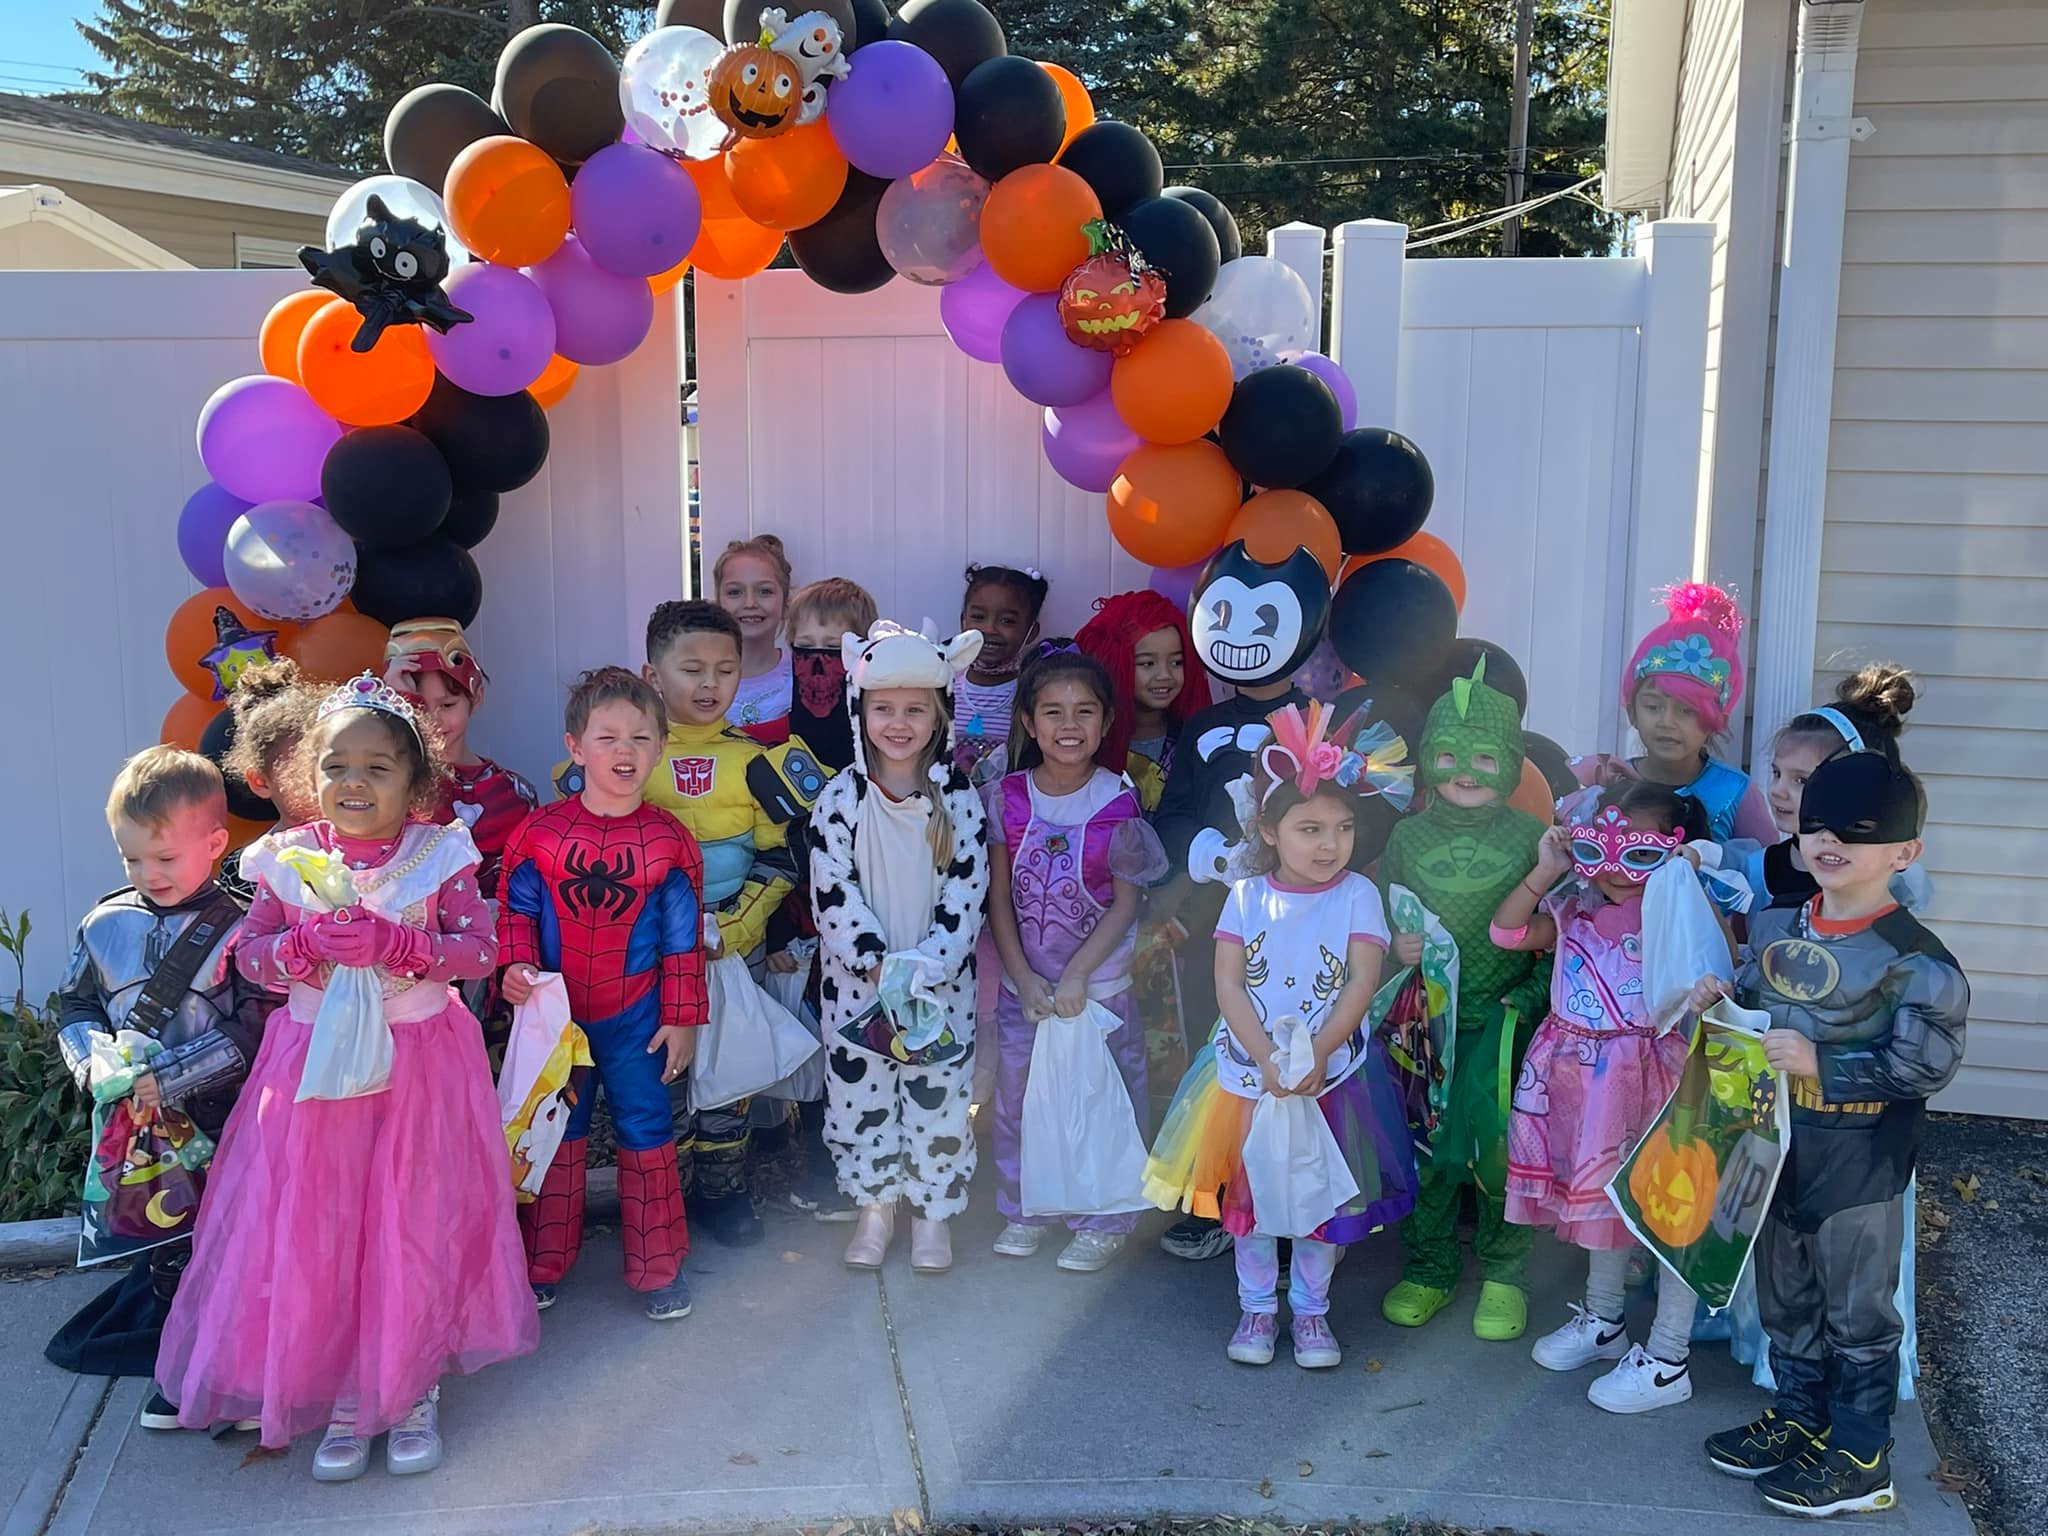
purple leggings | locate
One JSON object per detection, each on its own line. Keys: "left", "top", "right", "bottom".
{"left": 993, "top": 987, "right": 1149, "bottom": 1232}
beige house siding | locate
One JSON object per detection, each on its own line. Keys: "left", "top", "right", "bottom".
{"left": 0, "top": 171, "right": 323, "bottom": 268}
{"left": 1815, "top": 0, "right": 2048, "bottom": 1117}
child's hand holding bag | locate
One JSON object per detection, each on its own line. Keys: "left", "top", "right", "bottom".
{"left": 1238, "top": 1015, "right": 1361, "bottom": 1238}
{"left": 275, "top": 846, "right": 394, "bottom": 1102}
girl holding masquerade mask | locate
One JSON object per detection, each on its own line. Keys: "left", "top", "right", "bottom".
{"left": 1490, "top": 780, "right": 1730, "bottom": 1417}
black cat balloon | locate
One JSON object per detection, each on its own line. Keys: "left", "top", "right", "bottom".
{"left": 298, "top": 194, "right": 473, "bottom": 353}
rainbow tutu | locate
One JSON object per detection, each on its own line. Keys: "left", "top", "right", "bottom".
{"left": 1142, "top": 1037, "right": 1418, "bottom": 1245}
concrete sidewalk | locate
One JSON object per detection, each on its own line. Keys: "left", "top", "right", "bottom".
{"left": 4, "top": 1194, "right": 1975, "bottom": 1536}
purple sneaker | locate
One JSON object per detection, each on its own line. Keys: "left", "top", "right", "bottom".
{"left": 1226, "top": 1311, "right": 1278, "bottom": 1365}
{"left": 1291, "top": 1314, "right": 1342, "bottom": 1369}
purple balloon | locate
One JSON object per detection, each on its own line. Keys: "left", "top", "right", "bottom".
{"left": 1148, "top": 559, "right": 1204, "bottom": 612}
{"left": 828, "top": 41, "right": 955, "bottom": 180}
{"left": 196, "top": 376, "right": 340, "bottom": 504}
{"left": 571, "top": 142, "right": 702, "bottom": 278}
{"left": 1001, "top": 292, "right": 1112, "bottom": 408}
{"left": 940, "top": 260, "right": 1024, "bottom": 363}
{"left": 1281, "top": 349, "right": 1359, "bottom": 431}
{"left": 1041, "top": 391, "right": 1140, "bottom": 493}
{"left": 176, "top": 482, "right": 250, "bottom": 587}
{"left": 527, "top": 235, "right": 655, "bottom": 366}
{"left": 426, "top": 264, "right": 557, "bottom": 396}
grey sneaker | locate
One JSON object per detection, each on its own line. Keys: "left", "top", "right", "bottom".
{"left": 643, "top": 1275, "right": 693, "bottom": 1321}
{"left": 385, "top": 1387, "right": 443, "bottom": 1476}
{"left": 993, "top": 1221, "right": 1046, "bottom": 1257}
{"left": 531, "top": 1283, "right": 558, "bottom": 1312}
{"left": 1056, "top": 1230, "right": 1126, "bottom": 1272}
{"left": 311, "top": 1420, "right": 369, "bottom": 1482}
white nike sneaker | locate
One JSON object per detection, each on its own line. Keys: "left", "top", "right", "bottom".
{"left": 1530, "top": 1303, "right": 1631, "bottom": 1372}
{"left": 1587, "top": 1345, "right": 1694, "bottom": 1415}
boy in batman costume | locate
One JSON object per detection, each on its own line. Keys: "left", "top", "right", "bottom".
{"left": 1703, "top": 749, "right": 1965, "bottom": 1520}
{"left": 1376, "top": 665, "right": 1550, "bottom": 1340}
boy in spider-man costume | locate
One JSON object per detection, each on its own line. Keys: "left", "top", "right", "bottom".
{"left": 500, "top": 668, "right": 706, "bottom": 1320}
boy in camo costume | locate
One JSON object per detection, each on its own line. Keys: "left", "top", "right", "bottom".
{"left": 1377, "top": 667, "right": 1550, "bottom": 1340}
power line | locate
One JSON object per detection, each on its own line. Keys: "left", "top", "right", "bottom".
{"left": 1161, "top": 144, "right": 1600, "bottom": 173}
{"left": 1403, "top": 174, "right": 1602, "bottom": 250}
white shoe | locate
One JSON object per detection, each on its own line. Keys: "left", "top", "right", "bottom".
{"left": 386, "top": 1387, "right": 443, "bottom": 1475}
{"left": 993, "top": 1221, "right": 1046, "bottom": 1258}
{"left": 1530, "top": 1303, "right": 1631, "bottom": 1372}
{"left": 1587, "top": 1345, "right": 1693, "bottom": 1415}
{"left": 311, "top": 1420, "right": 368, "bottom": 1482}
{"left": 1056, "top": 1230, "right": 1125, "bottom": 1272}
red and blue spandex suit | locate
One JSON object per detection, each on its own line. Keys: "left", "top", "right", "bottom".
{"left": 500, "top": 798, "right": 705, "bottom": 1292}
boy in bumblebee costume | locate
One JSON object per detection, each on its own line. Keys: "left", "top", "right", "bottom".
{"left": 1703, "top": 749, "right": 1966, "bottom": 1520}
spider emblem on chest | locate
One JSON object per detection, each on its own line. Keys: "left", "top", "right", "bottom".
{"left": 562, "top": 845, "right": 638, "bottom": 919}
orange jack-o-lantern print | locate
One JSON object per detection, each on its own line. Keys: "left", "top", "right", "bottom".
{"left": 1059, "top": 219, "right": 1167, "bottom": 355}
{"left": 711, "top": 32, "right": 802, "bottom": 140}
{"left": 1627, "top": 1123, "right": 1720, "bottom": 1247}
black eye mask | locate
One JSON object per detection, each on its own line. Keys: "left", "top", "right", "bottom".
{"left": 1798, "top": 750, "right": 1924, "bottom": 845}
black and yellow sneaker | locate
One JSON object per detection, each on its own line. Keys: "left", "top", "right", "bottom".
{"left": 1757, "top": 1438, "right": 1897, "bottom": 1518}
{"left": 1704, "top": 1409, "right": 1823, "bottom": 1478}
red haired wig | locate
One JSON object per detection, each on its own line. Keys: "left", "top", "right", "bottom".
{"left": 1076, "top": 590, "right": 1212, "bottom": 775}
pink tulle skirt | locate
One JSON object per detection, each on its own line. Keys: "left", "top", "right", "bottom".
{"left": 1505, "top": 1015, "right": 1687, "bottom": 1250}
{"left": 156, "top": 990, "right": 539, "bottom": 1446}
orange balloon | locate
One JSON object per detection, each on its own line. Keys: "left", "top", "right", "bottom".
{"left": 649, "top": 255, "right": 691, "bottom": 295}
{"left": 725, "top": 121, "right": 849, "bottom": 232}
{"left": 683, "top": 156, "right": 784, "bottom": 279}
{"left": 1341, "top": 530, "right": 1468, "bottom": 613}
{"left": 224, "top": 814, "right": 274, "bottom": 853}
{"left": 166, "top": 589, "right": 299, "bottom": 700}
{"left": 981, "top": 164, "right": 1101, "bottom": 292}
{"left": 1508, "top": 758, "right": 1556, "bottom": 825}
{"left": 1110, "top": 319, "right": 1234, "bottom": 444}
{"left": 1228, "top": 490, "right": 1343, "bottom": 578}
{"left": 528, "top": 353, "right": 580, "bottom": 409}
{"left": 296, "top": 299, "right": 435, "bottom": 426}
{"left": 285, "top": 608, "right": 390, "bottom": 683}
{"left": 1106, "top": 440, "right": 1242, "bottom": 568}
{"left": 259, "top": 289, "right": 329, "bottom": 383}
{"left": 446, "top": 135, "right": 572, "bottom": 266}
{"left": 162, "top": 693, "right": 223, "bottom": 751}
{"left": 1039, "top": 62, "right": 1095, "bottom": 151}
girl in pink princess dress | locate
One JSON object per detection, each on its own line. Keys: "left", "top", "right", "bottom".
{"left": 156, "top": 674, "right": 537, "bottom": 1482}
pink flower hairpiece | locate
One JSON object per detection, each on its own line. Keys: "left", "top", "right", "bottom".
{"left": 1260, "top": 702, "right": 1414, "bottom": 812}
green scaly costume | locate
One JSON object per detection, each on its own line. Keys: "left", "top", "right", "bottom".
{"left": 1378, "top": 668, "right": 1550, "bottom": 1332}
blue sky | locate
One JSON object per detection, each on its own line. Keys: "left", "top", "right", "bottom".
{"left": 4, "top": 1, "right": 102, "bottom": 96}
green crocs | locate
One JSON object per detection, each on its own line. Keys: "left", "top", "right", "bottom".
{"left": 1473, "top": 1280, "right": 1528, "bottom": 1341}
{"left": 1381, "top": 1280, "right": 1454, "bottom": 1328}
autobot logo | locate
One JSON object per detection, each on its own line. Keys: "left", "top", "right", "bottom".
{"left": 671, "top": 757, "right": 716, "bottom": 798}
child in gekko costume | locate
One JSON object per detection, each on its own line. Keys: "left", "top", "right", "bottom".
{"left": 1377, "top": 666, "right": 1551, "bottom": 1341}
{"left": 501, "top": 668, "right": 705, "bottom": 1320}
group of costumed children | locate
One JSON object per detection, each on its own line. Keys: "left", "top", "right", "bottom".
{"left": 52, "top": 533, "right": 1964, "bottom": 1523}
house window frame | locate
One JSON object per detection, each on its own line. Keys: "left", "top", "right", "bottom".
{"left": 234, "top": 234, "right": 303, "bottom": 269}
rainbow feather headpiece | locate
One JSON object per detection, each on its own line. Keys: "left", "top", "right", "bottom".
{"left": 1258, "top": 700, "right": 1414, "bottom": 811}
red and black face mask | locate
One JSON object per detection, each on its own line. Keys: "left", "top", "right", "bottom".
{"left": 790, "top": 648, "right": 854, "bottom": 772}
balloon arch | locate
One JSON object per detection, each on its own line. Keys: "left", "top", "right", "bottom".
{"left": 164, "top": 0, "right": 1474, "bottom": 842}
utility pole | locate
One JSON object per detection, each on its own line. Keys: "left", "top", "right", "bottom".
{"left": 1503, "top": 0, "right": 1535, "bottom": 256}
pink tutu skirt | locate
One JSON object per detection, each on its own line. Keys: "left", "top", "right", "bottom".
{"left": 1504, "top": 1014, "right": 1687, "bottom": 1250}
{"left": 157, "top": 988, "right": 539, "bottom": 1446}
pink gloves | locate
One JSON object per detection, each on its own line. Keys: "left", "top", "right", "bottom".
{"left": 301, "top": 909, "right": 429, "bottom": 974}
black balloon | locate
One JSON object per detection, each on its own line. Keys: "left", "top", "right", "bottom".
{"left": 411, "top": 376, "right": 550, "bottom": 494}
{"left": 885, "top": 0, "right": 1005, "bottom": 89}
{"left": 1433, "top": 637, "right": 1528, "bottom": 717}
{"left": 1332, "top": 678, "right": 1425, "bottom": 755}
{"left": 1328, "top": 557, "right": 1457, "bottom": 691}
{"left": 320, "top": 426, "right": 452, "bottom": 550}
{"left": 1217, "top": 365, "right": 1343, "bottom": 489}
{"left": 847, "top": 0, "right": 891, "bottom": 50}
{"left": 1302, "top": 428, "right": 1435, "bottom": 555}
{"left": 384, "top": 84, "right": 508, "bottom": 194}
{"left": 1121, "top": 194, "right": 1220, "bottom": 319}
{"left": 441, "top": 488, "right": 501, "bottom": 549}
{"left": 493, "top": 24, "right": 624, "bottom": 166}
{"left": 788, "top": 170, "right": 893, "bottom": 294}
{"left": 198, "top": 710, "right": 280, "bottom": 824}
{"left": 657, "top": 0, "right": 725, "bottom": 31}
{"left": 1056, "top": 122, "right": 1162, "bottom": 219}
{"left": 351, "top": 537, "right": 485, "bottom": 628}
{"left": 1163, "top": 185, "right": 1240, "bottom": 264}
{"left": 726, "top": 0, "right": 856, "bottom": 42}
{"left": 953, "top": 56, "right": 1064, "bottom": 181}
{"left": 1524, "top": 730, "right": 1578, "bottom": 801}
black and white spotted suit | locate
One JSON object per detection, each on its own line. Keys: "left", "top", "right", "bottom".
{"left": 808, "top": 765, "right": 989, "bottom": 1218}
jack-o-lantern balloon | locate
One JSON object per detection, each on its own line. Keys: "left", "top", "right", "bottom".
{"left": 711, "top": 30, "right": 803, "bottom": 140}
{"left": 1626, "top": 1123, "right": 1719, "bottom": 1247}
{"left": 1059, "top": 219, "right": 1167, "bottom": 355}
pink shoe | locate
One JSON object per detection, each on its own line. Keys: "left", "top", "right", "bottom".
{"left": 843, "top": 1204, "right": 896, "bottom": 1269}
{"left": 1290, "top": 1313, "right": 1342, "bottom": 1369}
{"left": 910, "top": 1217, "right": 952, "bottom": 1274}
{"left": 1226, "top": 1311, "right": 1278, "bottom": 1365}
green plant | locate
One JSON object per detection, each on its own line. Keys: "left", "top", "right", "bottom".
{"left": 0, "top": 909, "right": 89, "bottom": 1223}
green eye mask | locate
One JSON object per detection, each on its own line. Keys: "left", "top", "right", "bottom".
{"left": 1419, "top": 665, "right": 1524, "bottom": 795}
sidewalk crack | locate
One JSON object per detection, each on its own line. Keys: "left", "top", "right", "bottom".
{"left": 35, "top": 1376, "right": 114, "bottom": 1536}
{"left": 873, "top": 1271, "right": 931, "bottom": 1524}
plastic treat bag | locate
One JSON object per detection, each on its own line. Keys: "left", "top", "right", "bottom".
{"left": 759, "top": 937, "right": 826, "bottom": 1102}
{"left": 1019, "top": 999, "right": 1150, "bottom": 1216}
{"left": 276, "top": 845, "right": 392, "bottom": 1101}
{"left": 693, "top": 914, "right": 822, "bottom": 1111}
{"left": 498, "top": 972, "right": 593, "bottom": 1199}
{"left": 1368, "top": 883, "right": 1460, "bottom": 1157}
{"left": 1238, "top": 1014, "right": 1361, "bottom": 1238}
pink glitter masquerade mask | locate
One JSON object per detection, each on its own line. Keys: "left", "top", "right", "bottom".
{"left": 1570, "top": 805, "right": 1684, "bottom": 884}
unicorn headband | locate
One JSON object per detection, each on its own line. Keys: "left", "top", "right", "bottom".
{"left": 1259, "top": 701, "right": 1414, "bottom": 812}
{"left": 316, "top": 671, "right": 423, "bottom": 741}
